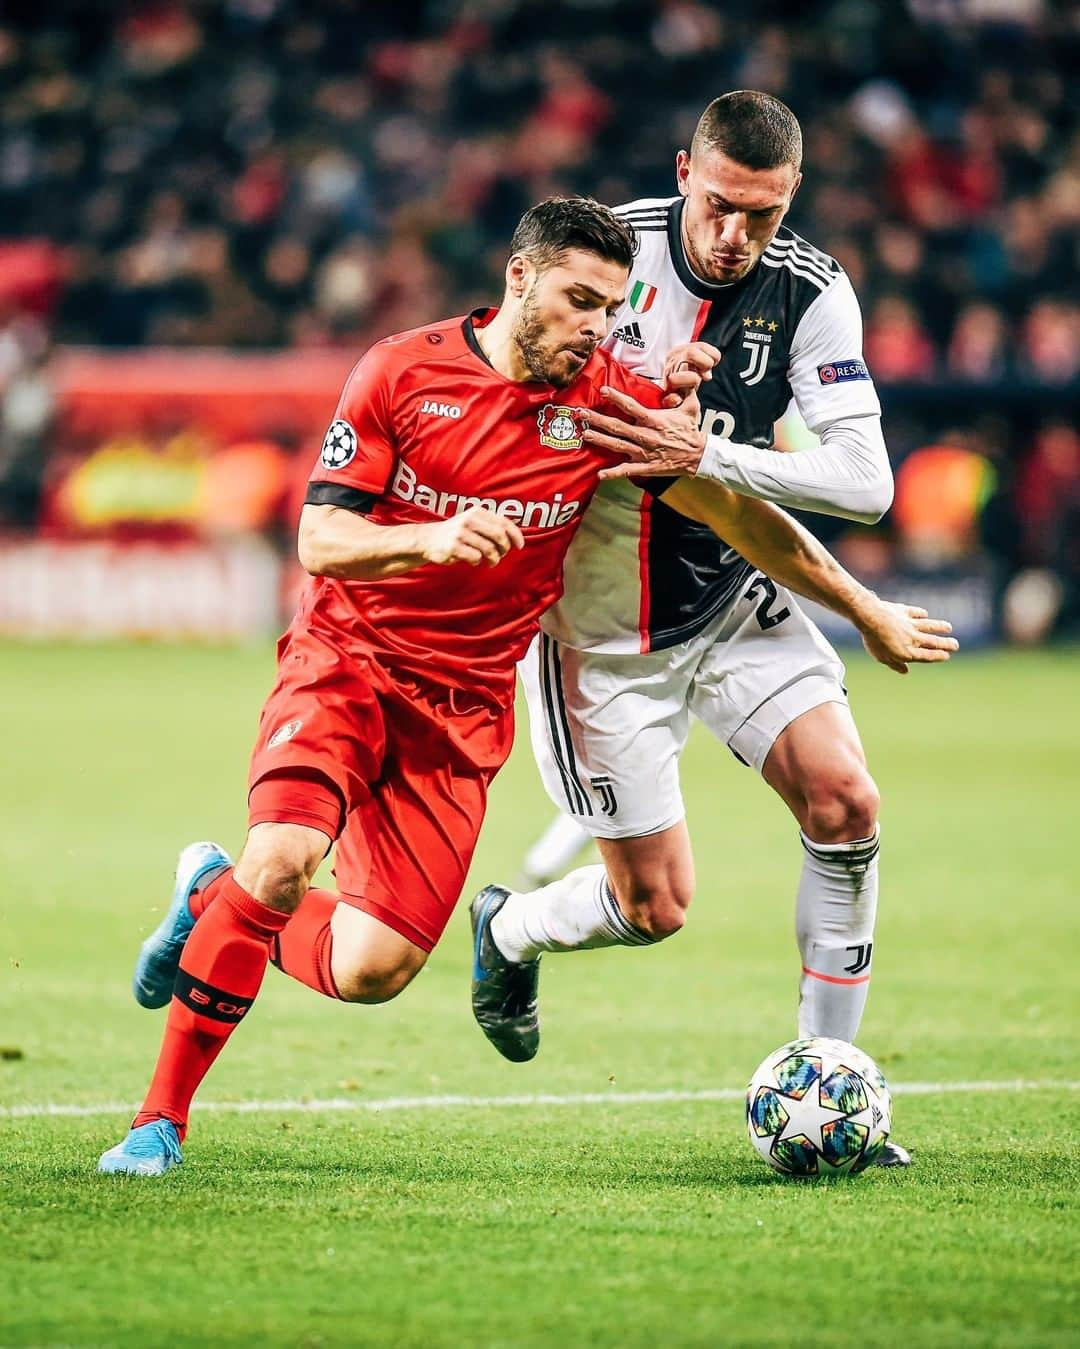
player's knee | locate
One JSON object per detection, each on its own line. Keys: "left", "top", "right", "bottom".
{"left": 334, "top": 948, "right": 427, "bottom": 1004}
{"left": 242, "top": 852, "right": 310, "bottom": 913}
{"left": 804, "top": 767, "right": 880, "bottom": 843}
{"left": 235, "top": 827, "right": 324, "bottom": 913}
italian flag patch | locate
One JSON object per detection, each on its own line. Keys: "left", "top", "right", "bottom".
{"left": 629, "top": 280, "right": 657, "bottom": 314}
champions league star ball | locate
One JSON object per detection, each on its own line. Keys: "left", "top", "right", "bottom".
{"left": 320, "top": 419, "right": 358, "bottom": 470}
{"left": 746, "top": 1037, "right": 892, "bottom": 1177}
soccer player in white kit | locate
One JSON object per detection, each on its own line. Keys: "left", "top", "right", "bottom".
{"left": 470, "top": 92, "right": 945, "bottom": 1166}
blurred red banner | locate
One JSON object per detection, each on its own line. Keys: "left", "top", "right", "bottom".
{"left": 43, "top": 347, "right": 357, "bottom": 536}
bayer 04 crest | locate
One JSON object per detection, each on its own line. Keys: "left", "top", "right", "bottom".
{"left": 746, "top": 1036, "right": 892, "bottom": 1177}
{"left": 537, "top": 404, "right": 586, "bottom": 451}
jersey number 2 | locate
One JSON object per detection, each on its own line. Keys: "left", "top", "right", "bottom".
{"left": 745, "top": 575, "right": 791, "bottom": 630}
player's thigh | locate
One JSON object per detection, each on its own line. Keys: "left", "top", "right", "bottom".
{"left": 689, "top": 576, "right": 848, "bottom": 777}
{"left": 333, "top": 741, "right": 495, "bottom": 963}
{"left": 521, "top": 630, "right": 695, "bottom": 839}
{"left": 248, "top": 627, "right": 388, "bottom": 823}
{"left": 761, "top": 701, "right": 878, "bottom": 838}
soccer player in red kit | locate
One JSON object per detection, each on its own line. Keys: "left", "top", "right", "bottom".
{"left": 99, "top": 195, "right": 946, "bottom": 1176}
{"left": 98, "top": 197, "right": 681, "bottom": 1175}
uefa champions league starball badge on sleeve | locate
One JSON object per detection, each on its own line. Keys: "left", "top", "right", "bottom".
{"left": 321, "top": 419, "right": 358, "bottom": 469}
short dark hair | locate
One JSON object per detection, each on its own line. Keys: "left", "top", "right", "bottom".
{"left": 509, "top": 196, "right": 635, "bottom": 273}
{"left": 691, "top": 90, "right": 802, "bottom": 171}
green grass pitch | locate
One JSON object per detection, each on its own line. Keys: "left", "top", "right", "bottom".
{"left": 1, "top": 640, "right": 1078, "bottom": 1347}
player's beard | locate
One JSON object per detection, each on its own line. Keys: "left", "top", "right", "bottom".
{"left": 513, "top": 291, "right": 592, "bottom": 387}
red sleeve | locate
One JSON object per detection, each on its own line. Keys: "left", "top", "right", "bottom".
{"left": 601, "top": 359, "right": 667, "bottom": 412}
{"left": 307, "top": 342, "right": 400, "bottom": 497}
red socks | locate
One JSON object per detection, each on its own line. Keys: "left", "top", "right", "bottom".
{"left": 187, "top": 875, "right": 218, "bottom": 920}
{"left": 269, "top": 888, "right": 341, "bottom": 1000}
{"left": 192, "top": 872, "right": 342, "bottom": 1000}
{"left": 134, "top": 872, "right": 290, "bottom": 1138}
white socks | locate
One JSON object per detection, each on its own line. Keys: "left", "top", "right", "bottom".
{"left": 519, "top": 815, "right": 594, "bottom": 888}
{"left": 490, "top": 864, "right": 653, "bottom": 963}
{"left": 496, "top": 826, "right": 880, "bottom": 1044}
{"left": 795, "top": 828, "right": 880, "bottom": 1042}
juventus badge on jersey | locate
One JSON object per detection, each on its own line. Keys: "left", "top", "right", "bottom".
{"left": 739, "top": 315, "right": 777, "bottom": 387}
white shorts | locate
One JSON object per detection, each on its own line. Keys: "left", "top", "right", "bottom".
{"left": 521, "top": 574, "right": 847, "bottom": 840}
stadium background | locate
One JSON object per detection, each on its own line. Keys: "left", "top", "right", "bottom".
{"left": 1, "top": 4, "right": 1078, "bottom": 1347}
{"left": 0, "top": 0, "right": 1076, "bottom": 642}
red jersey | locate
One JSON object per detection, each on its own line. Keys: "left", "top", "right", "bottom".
{"left": 301, "top": 309, "right": 664, "bottom": 707}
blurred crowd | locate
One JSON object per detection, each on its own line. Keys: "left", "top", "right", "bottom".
{"left": 0, "top": 0, "right": 1075, "bottom": 362}
{"left": 0, "top": 0, "right": 1077, "bottom": 635}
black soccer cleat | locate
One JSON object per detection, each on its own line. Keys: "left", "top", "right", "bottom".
{"left": 470, "top": 885, "right": 541, "bottom": 1063}
{"left": 872, "top": 1140, "right": 912, "bottom": 1168}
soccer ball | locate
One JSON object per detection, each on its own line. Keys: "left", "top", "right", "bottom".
{"left": 746, "top": 1036, "right": 891, "bottom": 1177}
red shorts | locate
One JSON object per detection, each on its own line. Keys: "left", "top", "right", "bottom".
{"left": 247, "top": 624, "right": 514, "bottom": 952}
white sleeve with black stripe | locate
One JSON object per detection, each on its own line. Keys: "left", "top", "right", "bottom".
{"left": 695, "top": 275, "right": 893, "bottom": 524}
{"left": 787, "top": 273, "right": 881, "bottom": 430}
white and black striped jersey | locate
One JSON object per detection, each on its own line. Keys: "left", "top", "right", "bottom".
{"left": 540, "top": 195, "right": 882, "bottom": 655}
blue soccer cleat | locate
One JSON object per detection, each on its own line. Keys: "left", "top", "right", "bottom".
{"left": 98, "top": 1119, "right": 183, "bottom": 1177}
{"left": 132, "top": 841, "right": 231, "bottom": 1009}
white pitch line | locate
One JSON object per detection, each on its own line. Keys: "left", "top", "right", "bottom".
{"left": 1, "top": 1079, "right": 1077, "bottom": 1121}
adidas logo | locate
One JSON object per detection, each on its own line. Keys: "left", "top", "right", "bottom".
{"left": 613, "top": 321, "right": 646, "bottom": 349}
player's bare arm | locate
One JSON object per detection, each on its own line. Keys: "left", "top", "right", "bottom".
{"left": 298, "top": 502, "right": 525, "bottom": 579}
{"left": 661, "top": 477, "right": 958, "bottom": 674}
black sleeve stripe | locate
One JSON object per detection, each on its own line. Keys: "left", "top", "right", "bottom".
{"left": 638, "top": 476, "right": 677, "bottom": 499}
{"left": 304, "top": 481, "right": 378, "bottom": 513}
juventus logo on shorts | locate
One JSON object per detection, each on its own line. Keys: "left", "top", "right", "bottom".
{"left": 590, "top": 775, "right": 618, "bottom": 817}
{"left": 844, "top": 943, "right": 873, "bottom": 976}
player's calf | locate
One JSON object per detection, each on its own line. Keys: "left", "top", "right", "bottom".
{"left": 604, "top": 876, "right": 688, "bottom": 941}
{"left": 597, "top": 831, "right": 694, "bottom": 940}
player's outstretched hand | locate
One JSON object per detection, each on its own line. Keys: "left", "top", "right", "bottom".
{"left": 424, "top": 506, "right": 525, "bottom": 567}
{"left": 858, "top": 601, "right": 959, "bottom": 674}
{"left": 589, "top": 386, "right": 706, "bottom": 478}
{"left": 660, "top": 341, "right": 722, "bottom": 408}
